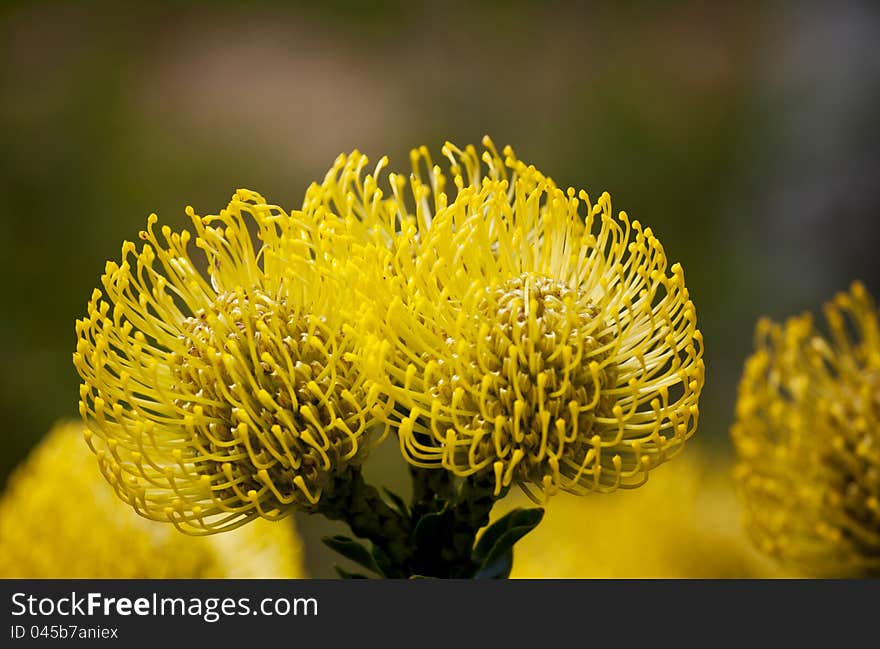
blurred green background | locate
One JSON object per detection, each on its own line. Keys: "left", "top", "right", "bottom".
{"left": 2, "top": 0, "right": 879, "bottom": 576}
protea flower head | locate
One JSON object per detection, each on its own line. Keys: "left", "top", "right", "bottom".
{"left": 732, "top": 282, "right": 880, "bottom": 577}
{"left": 352, "top": 137, "right": 704, "bottom": 499}
{"left": 73, "top": 190, "right": 387, "bottom": 534}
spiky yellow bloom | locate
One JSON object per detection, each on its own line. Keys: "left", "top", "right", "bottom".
{"left": 732, "top": 282, "right": 880, "bottom": 577}
{"left": 73, "top": 189, "right": 386, "bottom": 534}
{"left": 0, "top": 422, "right": 305, "bottom": 578}
{"left": 360, "top": 138, "right": 704, "bottom": 498}
{"left": 505, "top": 451, "right": 783, "bottom": 578}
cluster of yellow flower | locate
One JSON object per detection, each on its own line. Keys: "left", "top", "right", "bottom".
{"left": 21, "top": 135, "right": 872, "bottom": 578}
{"left": 64, "top": 137, "right": 709, "bottom": 578}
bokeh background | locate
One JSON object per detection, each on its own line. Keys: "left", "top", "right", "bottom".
{"left": 2, "top": 0, "right": 879, "bottom": 577}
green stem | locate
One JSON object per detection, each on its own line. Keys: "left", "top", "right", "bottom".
{"left": 410, "top": 465, "right": 454, "bottom": 519}
{"left": 318, "top": 467, "right": 413, "bottom": 577}
{"left": 447, "top": 474, "right": 507, "bottom": 576}
{"left": 409, "top": 471, "right": 506, "bottom": 578}
{"left": 318, "top": 466, "right": 512, "bottom": 578}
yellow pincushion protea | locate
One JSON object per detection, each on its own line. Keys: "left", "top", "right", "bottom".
{"left": 359, "top": 138, "right": 704, "bottom": 498}
{"left": 732, "top": 282, "right": 880, "bottom": 577}
{"left": 73, "top": 189, "right": 386, "bottom": 534}
{"left": 0, "top": 422, "right": 305, "bottom": 578}
{"left": 505, "top": 451, "right": 782, "bottom": 578}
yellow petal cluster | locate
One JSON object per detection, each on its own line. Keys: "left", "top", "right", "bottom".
{"left": 356, "top": 138, "right": 704, "bottom": 498}
{"left": 73, "top": 190, "right": 386, "bottom": 534}
{"left": 732, "top": 282, "right": 880, "bottom": 577}
{"left": 0, "top": 422, "right": 305, "bottom": 578}
{"left": 505, "top": 451, "right": 782, "bottom": 578}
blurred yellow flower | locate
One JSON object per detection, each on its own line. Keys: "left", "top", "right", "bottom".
{"left": 73, "top": 189, "right": 386, "bottom": 534}
{"left": 506, "top": 450, "right": 781, "bottom": 578}
{"left": 732, "top": 282, "right": 880, "bottom": 577}
{"left": 0, "top": 422, "right": 305, "bottom": 578}
{"left": 362, "top": 138, "right": 705, "bottom": 499}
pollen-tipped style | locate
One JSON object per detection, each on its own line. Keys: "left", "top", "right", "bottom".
{"left": 732, "top": 282, "right": 880, "bottom": 577}
{"left": 73, "top": 190, "right": 387, "bottom": 534}
{"left": 357, "top": 138, "right": 704, "bottom": 499}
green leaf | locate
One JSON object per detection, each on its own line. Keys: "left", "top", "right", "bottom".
{"left": 411, "top": 508, "right": 457, "bottom": 577}
{"left": 471, "top": 508, "right": 544, "bottom": 579}
{"left": 473, "top": 507, "right": 544, "bottom": 561}
{"left": 382, "top": 487, "right": 410, "bottom": 517}
{"left": 334, "top": 566, "right": 370, "bottom": 579}
{"left": 370, "top": 544, "right": 391, "bottom": 573}
{"left": 322, "top": 535, "right": 384, "bottom": 577}
{"left": 472, "top": 549, "right": 514, "bottom": 579}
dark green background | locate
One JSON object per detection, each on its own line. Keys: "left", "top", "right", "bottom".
{"left": 2, "top": 0, "right": 878, "bottom": 576}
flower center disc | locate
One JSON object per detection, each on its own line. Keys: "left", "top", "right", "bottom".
{"left": 436, "top": 273, "right": 618, "bottom": 487}
{"left": 170, "top": 289, "right": 362, "bottom": 513}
